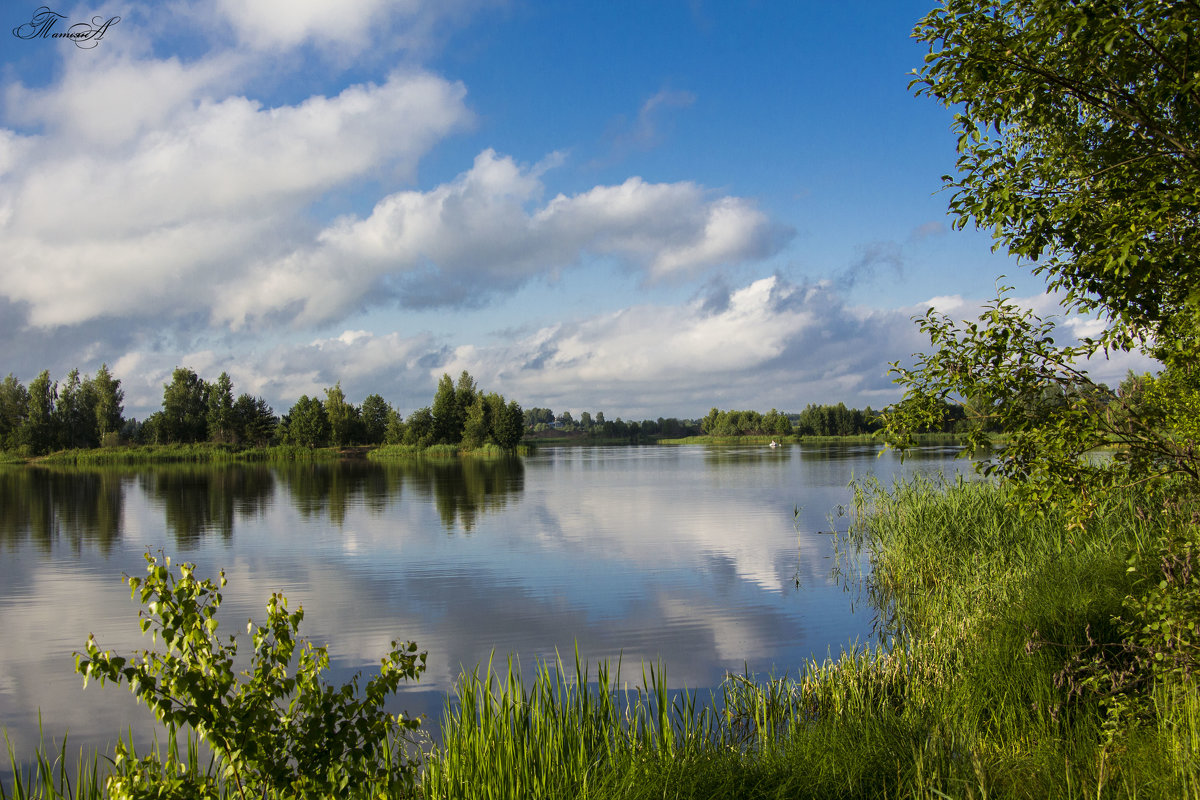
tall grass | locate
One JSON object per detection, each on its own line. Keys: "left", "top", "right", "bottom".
{"left": 421, "top": 477, "right": 1200, "bottom": 799}
{"left": 34, "top": 444, "right": 341, "bottom": 465}
{"left": 1, "top": 733, "right": 101, "bottom": 800}
{"left": 369, "top": 443, "right": 523, "bottom": 460}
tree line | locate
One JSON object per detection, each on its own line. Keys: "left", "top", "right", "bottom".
{"left": 3, "top": 363, "right": 1006, "bottom": 457}
{"left": 700, "top": 403, "right": 886, "bottom": 438}
{"left": 0, "top": 367, "right": 525, "bottom": 455}
{"left": 523, "top": 407, "right": 702, "bottom": 441}
{"left": 0, "top": 366, "right": 125, "bottom": 454}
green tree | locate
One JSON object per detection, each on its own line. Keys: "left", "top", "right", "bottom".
{"left": 21, "top": 370, "right": 56, "bottom": 454}
{"left": 461, "top": 395, "right": 490, "bottom": 449}
{"left": 55, "top": 368, "right": 95, "bottom": 449}
{"left": 360, "top": 393, "right": 391, "bottom": 445}
{"left": 0, "top": 374, "right": 29, "bottom": 452}
{"left": 889, "top": 0, "right": 1200, "bottom": 515}
{"left": 162, "top": 368, "right": 209, "bottom": 443}
{"left": 494, "top": 399, "right": 525, "bottom": 449}
{"left": 90, "top": 364, "right": 124, "bottom": 444}
{"left": 455, "top": 371, "right": 477, "bottom": 419}
{"left": 206, "top": 372, "right": 236, "bottom": 443}
{"left": 324, "top": 383, "right": 355, "bottom": 447}
{"left": 384, "top": 407, "right": 406, "bottom": 444}
{"left": 233, "top": 394, "right": 277, "bottom": 446}
{"left": 284, "top": 395, "right": 329, "bottom": 448}
{"left": 911, "top": 0, "right": 1200, "bottom": 359}
{"left": 431, "top": 374, "right": 460, "bottom": 444}
{"left": 403, "top": 407, "right": 435, "bottom": 447}
{"left": 524, "top": 407, "right": 554, "bottom": 427}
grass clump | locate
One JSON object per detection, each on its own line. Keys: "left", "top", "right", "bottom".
{"left": 34, "top": 444, "right": 341, "bottom": 466}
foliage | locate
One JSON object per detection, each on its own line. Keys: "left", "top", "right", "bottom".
{"left": 160, "top": 369, "right": 209, "bottom": 445}
{"left": 75, "top": 553, "right": 426, "bottom": 800}
{"left": 205, "top": 373, "right": 235, "bottom": 445}
{"left": 91, "top": 364, "right": 125, "bottom": 442}
{"left": 431, "top": 374, "right": 461, "bottom": 446}
{"left": 323, "top": 383, "right": 357, "bottom": 448}
{"left": 402, "top": 407, "right": 435, "bottom": 448}
{"left": 359, "top": 394, "right": 392, "bottom": 446}
{"left": 282, "top": 395, "right": 329, "bottom": 449}
{"left": 911, "top": 0, "right": 1200, "bottom": 356}
{"left": 22, "top": 371, "right": 56, "bottom": 455}
{"left": 895, "top": 0, "right": 1200, "bottom": 518}
{"left": 231, "top": 394, "right": 276, "bottom": 448}
{"left": 884, "top": 290, "right": 1200, "bottom": 518}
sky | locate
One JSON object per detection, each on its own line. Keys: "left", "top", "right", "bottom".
{"left": 0, "top": 0, "right": 1153, "bottom": 421}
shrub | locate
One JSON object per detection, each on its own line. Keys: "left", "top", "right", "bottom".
{"left": 76, "top": 552, "right": 426, "bottom": 799}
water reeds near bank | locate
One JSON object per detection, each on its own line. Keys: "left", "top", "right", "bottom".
{"left": 419, "top": 477, "right": 1199, "bottom": 798}
{"left": 368, "top": 443, "right": 527, "bottom": 460}
{"left": 32, "top": 444, "right": 343, "bottom": 465}
{"left": 656, "top": 432, "right": 965, "bottom": 446}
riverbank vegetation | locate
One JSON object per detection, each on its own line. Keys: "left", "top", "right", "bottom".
{"left": 0, "top": 369, "right": 528, "bottom": 463}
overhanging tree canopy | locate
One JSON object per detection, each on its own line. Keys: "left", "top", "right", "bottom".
{"left": 912, "top": 0, "right": 1200, "bottom": 353}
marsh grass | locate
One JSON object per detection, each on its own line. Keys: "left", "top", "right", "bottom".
{"left": 34, "top": 444, "right": 341, "bottom": 465}
{"left": 420, "top": 477, "right": 1200, "bottom": 799}
{"left": 1, "top": 731, "right": 101, "bottom": 800}
{"left": 369, "top": 443, "right": 525, "bottom": 461}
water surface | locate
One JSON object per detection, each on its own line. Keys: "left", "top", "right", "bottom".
{"left": 0, "top": 443, "right": 965, "bottom": 759}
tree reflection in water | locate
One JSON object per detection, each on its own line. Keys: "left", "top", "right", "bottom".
{"left": 0, "top": 466, "right": 125, "bottom": 553}
{"left": 139, "top": 466, "right": 276, "bottom": 547}
{"left": 275, "top": 455, "right": 525, "bottom": 532}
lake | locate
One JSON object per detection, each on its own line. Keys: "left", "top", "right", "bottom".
{"left": 0, "top": 442, "right": 967, "bottom": 762}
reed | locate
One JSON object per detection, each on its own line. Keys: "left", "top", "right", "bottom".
{"left": 33, "top": 444, "right": 341, "bottom": 465}
{"left": 1, "top": 729, "right": 101, "bottom": 800}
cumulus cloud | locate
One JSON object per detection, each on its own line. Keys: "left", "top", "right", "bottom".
{"left": 434, "top": 275, "right": 925, "bottom": 418}
{"left": 215, "top": 149, "right": 788, "bottom": 327}
{"left": 1, "top": 51, "right": 781, "bottom": 335}
{"left": 1, "top": 66, "right": 472, "bottom": 328}
{"left": 86, "top": 276, "right": 1155, "bottom": 422}
{"left": 211, "top": 0, "right": 502, "bottom": 56}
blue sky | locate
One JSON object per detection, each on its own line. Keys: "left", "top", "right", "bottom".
{"left": 0, "top": 0, "right": 1149, "bottom": 420}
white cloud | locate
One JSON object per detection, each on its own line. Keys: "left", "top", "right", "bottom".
{"left": 208, "top": 0, "right": 507, "bottom": 56}
{"left": 215, "top": 150, "right": 786, "bottom": 327}
{"left": 91, "top": 277, "right": 1155, "bottom": 422}
{"left": 1, "top": 68, "right": 472, "bottom": 328}
{"left": 436, "top": 275, "right": 922, "bottom": 417}
{"left": 216, "top": 0, "right": 407, "bottom": 52}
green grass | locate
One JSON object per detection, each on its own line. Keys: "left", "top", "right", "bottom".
{"left": 32, "top": 444, "right": 342, "bottom": 465}
{"left": 656, "top": 432, "right": 965, "bottom": 446}
{"left": 417, "top": 477, "right": 1199, "bottom": 798}
{"left": 368, "top": 442, "right": 526, "bottom": 460}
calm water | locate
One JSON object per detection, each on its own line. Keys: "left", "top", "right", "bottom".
{"left": 0, "top": 443, "right": 965, "bottom": 760}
